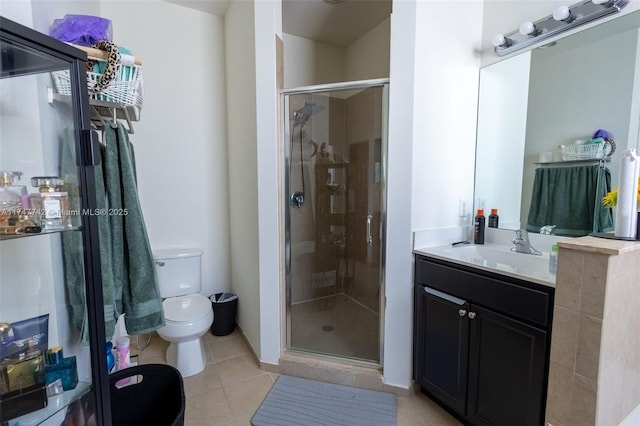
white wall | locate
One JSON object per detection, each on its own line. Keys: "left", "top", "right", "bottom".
{"left": 380, "top": 0, "right": 484, "bottom": 389}
{"left": 225, "top": 0, "right": 261, "bottom": 355}
{"left": 410, "top": 1, "right": 482, "bottom": 232}
{"left": 283, "top": 15, "right": 390, "bottom": 88}
{"left": 345, "top": 17, "right": 390, "bottom": 82}
{"left": 383, "top": 0, "right": 417, "bottom": 388}
{"left": 282, "top": 33, "right": 345, "bottom": 88}
{"left": 254, "top": 0, "right": 282, "bottom": 365}
{"left": 99, "top": 1, "right": 230, "bottom": 300}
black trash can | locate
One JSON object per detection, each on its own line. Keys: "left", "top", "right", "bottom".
{"left": 210, "top": 293, "right": 238, "bottom": 336}
{"left": 109, "top": 364, "right": 185, "bottom": 426}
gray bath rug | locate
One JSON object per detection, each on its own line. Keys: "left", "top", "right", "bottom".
{"left": 251, "top": 375, "right": 396, "bottom": 426}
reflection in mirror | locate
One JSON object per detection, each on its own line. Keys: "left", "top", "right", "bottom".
{"left": 474, "top": 10, "right": 640, "bottom": 236}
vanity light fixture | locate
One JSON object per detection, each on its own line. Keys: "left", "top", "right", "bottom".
{"left": 492, "top": 0, "right": 628, "bottom": 56}
{"left": 519, "top": 21, "right": 541, "bottom": 36}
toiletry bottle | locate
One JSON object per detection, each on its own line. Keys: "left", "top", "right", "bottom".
{"left": 105, "top": 342, "right": 115, "bottom": 373}
{"left": 29, "top": 177, "right": 71, "bottom": 230}
{"left": 474, "top": 209, "right": 486, "bottom": 244}
{"left": 549, "top": 244, "right": 558, "bottom": 275}
{"left": 488, "top": 208, "right": 499, "bottom": 228}
{"left": 115, "top": 337, "right": 131, "bottom": 385}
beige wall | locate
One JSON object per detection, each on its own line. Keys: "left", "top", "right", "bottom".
{"left": 547, "top": 238, "right": 640, "bottom": 425}
{"left": 225, "top": 0, "right": 261, "bottom": 356}
{"left": 283, "top": 16, "right": 390, "bottom": 88}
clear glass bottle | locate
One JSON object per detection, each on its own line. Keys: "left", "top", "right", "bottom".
{"left": 29, "top": 176, "right": 71, "bottom": 230}
{"left": 0, "top": 171, "right": 21, "bottom": 228}
{"left": 549, "top": 244, "right": 558, "bottom": 275}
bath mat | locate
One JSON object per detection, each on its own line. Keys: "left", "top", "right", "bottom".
{"left": 251, "top": 375, "right": 396, "bottom": 426}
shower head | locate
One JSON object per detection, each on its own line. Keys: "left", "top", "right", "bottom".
{"left": 293, "top": 102, "right": 324, "bottom": 126}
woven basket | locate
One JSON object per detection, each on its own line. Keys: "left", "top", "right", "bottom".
{"left": 52, "top": 54, "right": 143, "bottom": 111}
{"left": 561, "top": 140, "right": 613, "bottom": 161}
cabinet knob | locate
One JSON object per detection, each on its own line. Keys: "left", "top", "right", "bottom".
{"left": 458, "top": 309, "right": 467, "bottom": 317}
{"left": 468, "top": 312, "right": 476, "bottom": 319}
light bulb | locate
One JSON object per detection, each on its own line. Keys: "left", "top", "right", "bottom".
{"left": 491, "top": 34, "right": 507, "bottom": 47}
{"left": 519, "top": 21, "right": 537, "bottom": 36}
{"left": 553, "top": 5, "right": 572, "bottom": 21}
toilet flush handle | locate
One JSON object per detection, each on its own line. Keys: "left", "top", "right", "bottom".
{"left": 155, "top": 261, "right": 165, "bottom": 267}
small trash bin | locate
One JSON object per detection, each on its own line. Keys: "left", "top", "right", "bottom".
{"left": 109, "top": 364, "right": 185, "bottom": 426}
{"left": 210, "top": 293, "right": 238, "bottom": 336}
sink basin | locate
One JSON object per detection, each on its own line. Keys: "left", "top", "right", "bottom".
{"left": 417, "top": 243, "right": 555, "bottom": 286}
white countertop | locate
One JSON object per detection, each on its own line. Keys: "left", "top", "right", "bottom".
{"left": 414, "top": 243, "right": 556, "bottom": 288}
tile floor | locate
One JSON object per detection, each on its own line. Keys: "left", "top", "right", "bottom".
{"left": 131, "top": 330, "right": 462, "bottom": 426}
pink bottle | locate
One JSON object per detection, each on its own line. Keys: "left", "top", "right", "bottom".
{"left": 116, "top": 337, "right": 131, "bottom": 385}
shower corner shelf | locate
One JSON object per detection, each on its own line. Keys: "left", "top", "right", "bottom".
{"left": 314, "top": 161, "right": 349, "bottom": 288}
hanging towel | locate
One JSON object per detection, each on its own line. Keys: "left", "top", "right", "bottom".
{"left": 526, "top": 164, "right": 614, "bottom": 236}
{"left": 103, "top": 123, "right": 165, "bottom": 335}
{"left": 61, "top": 128, "right": 117, "bottom": 344}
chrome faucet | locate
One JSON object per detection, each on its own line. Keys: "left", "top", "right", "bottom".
{"left": 511, "top": 229, "right": 542, "bottom": 255}
{"left": 539, "top": 225, "right": 556, "bottom": 235}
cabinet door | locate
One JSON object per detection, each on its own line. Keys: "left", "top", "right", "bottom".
{"left": 415, "top": 286, "right": 470, "bottom": 415}
{"left": 467, "top": 304, "right": 547, "bottom": 426}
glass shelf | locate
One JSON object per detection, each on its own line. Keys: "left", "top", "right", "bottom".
{"left": 8, "top": 381, "right": 91, "bottom": 426}
{"left": 0, "top": 226, "right": 82, "bottom": 241}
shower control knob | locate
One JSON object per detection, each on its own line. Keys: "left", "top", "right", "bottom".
{"left": 290, "top": 191, "right": 304, "bottom": 208}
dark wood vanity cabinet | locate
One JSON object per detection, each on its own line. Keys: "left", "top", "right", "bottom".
{"left": 414, "top": 255, "right": 554, "bottom": 426}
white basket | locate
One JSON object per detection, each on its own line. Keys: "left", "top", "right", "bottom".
{"left": 560, "top": 141, "right": 611, "bottom": 161}
{"left": 52, "top": 55, "right": 143, "bottom": 110}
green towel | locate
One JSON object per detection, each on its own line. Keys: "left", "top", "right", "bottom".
{"left": 61, "top": 128, "right": 117, "bottom": 344}
{"left": 526, "top": 165, "right": 614, "bottom": 236}
{"left": 103, "top": 124, "right": 164, "bottom": 335}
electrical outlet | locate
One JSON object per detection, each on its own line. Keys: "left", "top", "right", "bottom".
{"left": 459, "top": 199, "right": 468, "bottom": 217}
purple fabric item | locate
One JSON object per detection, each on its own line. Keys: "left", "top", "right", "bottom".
{"left": 50, "top": 15, "right": 113, "bottom": 47}
{"left": 593, "top": 129, "right": 614, "bottom": 140}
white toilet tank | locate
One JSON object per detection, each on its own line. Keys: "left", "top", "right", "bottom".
{"left": 153, "top": 248, "right": 203, "bottom": 298}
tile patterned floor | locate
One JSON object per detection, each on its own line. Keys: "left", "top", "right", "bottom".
{"left": 131, "top": 330, "right": 461, "bottom": 426}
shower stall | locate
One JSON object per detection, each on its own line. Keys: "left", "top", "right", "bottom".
{"left": 284, "top": 79, "right": 388, "bottom": 364}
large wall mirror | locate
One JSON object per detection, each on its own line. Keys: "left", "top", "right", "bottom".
{"left": 474, "top": 10, "right": 640, "bottom": 236}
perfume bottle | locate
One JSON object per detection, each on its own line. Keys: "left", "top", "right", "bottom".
{"left": 29, "top": 177, "right": 71, "bottom": 230}
{"left": 0, "top": 171, "right": 21, "bottom": 227}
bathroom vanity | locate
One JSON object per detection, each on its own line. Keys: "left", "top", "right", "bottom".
{"left": 413, "top": 246, "right": 555, "bottom": 426}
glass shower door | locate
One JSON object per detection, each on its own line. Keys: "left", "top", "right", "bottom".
{"left": 285, "top": 81, "right": 387, "bottom": 363}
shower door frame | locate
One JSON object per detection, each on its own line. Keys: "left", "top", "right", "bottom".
{"left": 282, "top": 78, "right": 389, "bottom": 365}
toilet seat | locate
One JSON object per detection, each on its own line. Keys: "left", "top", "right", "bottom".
{"left": 163, "top": 293, "right": 211, "bottom": 322}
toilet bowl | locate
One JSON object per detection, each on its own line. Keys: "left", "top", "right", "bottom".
{"left": 153, "top": 248, "right": 213, "bottom": 377}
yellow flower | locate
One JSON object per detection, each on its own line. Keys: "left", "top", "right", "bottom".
{"left": 602, "top": 177, "right": 640, "bottom": 208}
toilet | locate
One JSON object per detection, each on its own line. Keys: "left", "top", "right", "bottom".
{"left": 154, "top": 248, "right": 213, "bottom": 377}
